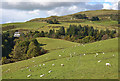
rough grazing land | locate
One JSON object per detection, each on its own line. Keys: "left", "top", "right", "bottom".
{"left": 2, "top": 38, "right": 118, "bottom": 79}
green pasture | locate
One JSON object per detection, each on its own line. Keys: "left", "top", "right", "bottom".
{"left": 2, "top": 38, "right": 118, "bottom": 79}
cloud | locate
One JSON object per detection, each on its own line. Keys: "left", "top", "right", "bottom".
{"left": 47, "top": 2, "right": 103, "bottom": 16}
{"left": 1, "top": 1, "right": 118, "bottom": 24}
{"left": 102, "top": 2, "right": 118, "bottom": 10}
{"left": 68, "top": 5, "right": 78, "bottom": 11}
{"left": 2, "top": 9, "right": 47, "bottom": 24}
{"left": 28, "top": 10, "right": 40, "bottom": 15}
{"left": 2, "top": 0, "right": 91, "bottom": 2}
{"left": 85, "top": 3, "right": 103, "bottom": 10}
{"left": 1, "top": 2, "right": 80, "bottom": 11}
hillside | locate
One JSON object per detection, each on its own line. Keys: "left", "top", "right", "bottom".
{"left": 2, "top": 9, "right": 119, "bottom": 32}
{"left": 1, "top": 9, "right": 119, "bottom": 79}
{"left": 36, "top": 37, "right": 78, "bottom": 52}
{"left": 2, "top": 38, "right": 118, "bottom": 79}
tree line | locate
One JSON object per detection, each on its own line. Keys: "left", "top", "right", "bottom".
{"left": 31, "top": 24, "right": 117, "bottom": 44}
{"left": 2, "top": 31, "right": 47, "bottom": 64}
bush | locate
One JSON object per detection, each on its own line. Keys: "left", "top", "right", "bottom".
{"left": 91, "top": 16, "right": 100, "bottom": 21}
{"left": 2, "top": 57, "right": 10, "bottom": 64}
{"left": 47, "top": 19, "right": 59, "bottom": 24}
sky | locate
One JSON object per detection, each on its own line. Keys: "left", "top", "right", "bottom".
{"left": 0, "top": 0, "right": 119, "bottom": 24}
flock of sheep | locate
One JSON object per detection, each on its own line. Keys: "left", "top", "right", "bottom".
{"left": 26, "top": 63, "right": 64, "bottom": 78}
{"left": 25, "top": 46, "right": 115, "bottom": 78}
{"left": 5, "top": 43, "right": 115, "bottom": 78}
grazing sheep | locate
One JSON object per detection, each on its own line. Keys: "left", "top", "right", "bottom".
{"left": 27, "top": 74, "right": 31, "bottom": 78}
{"left": 32, "top": 61, "right": 35, "bottom": 62}
{"left": 29, "top": 69, "right": 31, "bottom": 72}
{"left": 70, "top": 54, "right": 72, "bottom": 57}
{"left": 39, "top": 64, "right": 41, "bottom": 67}
{"left": 26, "top": 67, "right": 29, "bottom": 69}
{"left": 48, "top": 70, "right": 52, "bottom": 73}
{"left": 98, "top": 60, "right": 101, "bottom": 63}
{"left": 61, "top": 64, "right": 64, "bottom": 66}
{"left": 43, "top": 64, "right": 45, "bottom": 66}
{"left": 59, "top": 55, "right": 61, "bottom": 57}
{"left": 6, "top": 69, "right": 10, "bottom": 72}
{"left": 106, "top": 63, "right": 111, "bottom": 66}
{"left": 40, "top": 74, "right": 45, "bottom": 77}
{"left": 113, "top": 54, "right": 115, "bottom": 56}
{"left": 96, "top": 53, "right": 98, "bottom": 55}
{"left": 84, "top": 54, "right": 86, "bottom": 56}
{"left": 103, "top": 52, "right": 104, "bottom": 54}
{"left": 52, "top": 64, "right": 55, "bottom": 66}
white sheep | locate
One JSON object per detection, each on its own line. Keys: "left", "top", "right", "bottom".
{"left": 103, "top": 52, "right": 104, "bottom": 54}
{"left": 59, "top": 55, "right": 61, "bottom": 57}
{"left": 39, "top": 64, "right": 41, "bottom": 66}
{"left": 48, "top": 70, "right": 52, "bottom": 73}
{"left": 98, "top": 60, "right": 101, "bottom": 63}
{"left": 29, "top": 69, "right": 31, "bottom": 72}
{"left": 43, "top": 64, "right": 45, "bottom": 66}
{"left": 40, "top": 74, "right": 45, "bottom": 77}
{"left": 70, "top": 54, "right": 72, "bottom": 57}
{"left": 52, "top": 64, "right": 55, "bottom": 66}
{"left": 113, "top": 54, "right": 115, "bottom": 56}
{"left": 84, "top": 54, "right": 86, "bottom": 56}
{"left": 27, "top": 74, "right": 31, "bottom": 78}
{"left": 26, "top": 67, "right": 29, "bottom": 69}
{"left": 61, "top": 64, "right": 64, "bottom": 66}
{"left": 96, "top": 53, "right": 98, "bottom": 55}
{"left": 32, "top": 61, "right": 35, "bottom": 62}
{"left": 106, "top": 63, "right": 111, "bottom": 66}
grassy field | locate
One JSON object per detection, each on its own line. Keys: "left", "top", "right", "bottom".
{"left": 1, "top": 9, "right": 119, "bottom": 79}
{"left": 2, "top": 21, "right": 118, "bottom": 33}
{"left": 2, "top": 22, "right": 48, "bottom": 32}
{"left": 37, "top": 37, "right": 78, "bottom": 52}
{"left": 2, "top": 38, "right": 118, "bottom": 79}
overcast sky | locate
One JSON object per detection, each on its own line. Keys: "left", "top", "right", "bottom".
{"left": 0, "top": 0, "right": 119, "bottom": 24}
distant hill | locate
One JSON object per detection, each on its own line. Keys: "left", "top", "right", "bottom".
{"left": 28, "top": 9, "right": 118, "bottom": 22}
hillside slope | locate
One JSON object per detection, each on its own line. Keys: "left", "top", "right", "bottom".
{"left": 36, "top": 37, "right": 78, "bottom": 52}
{"left": 2, "top": 9, "right": 118, "bottom": 33}
{"left": 2, "top": 38, "right": 118, "bottom": 79}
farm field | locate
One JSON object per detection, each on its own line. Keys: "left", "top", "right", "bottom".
{"left": 2, "top": 38, "right": 118, "bottom": 79}
{"left": 1, "top": 9, "right": 119, "bottom": 80}
{"left": 36, "top": 37, "right": 78, "bottom": 52}
{"left": 2, "top": 20, "right": 118, "bottom": 32}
